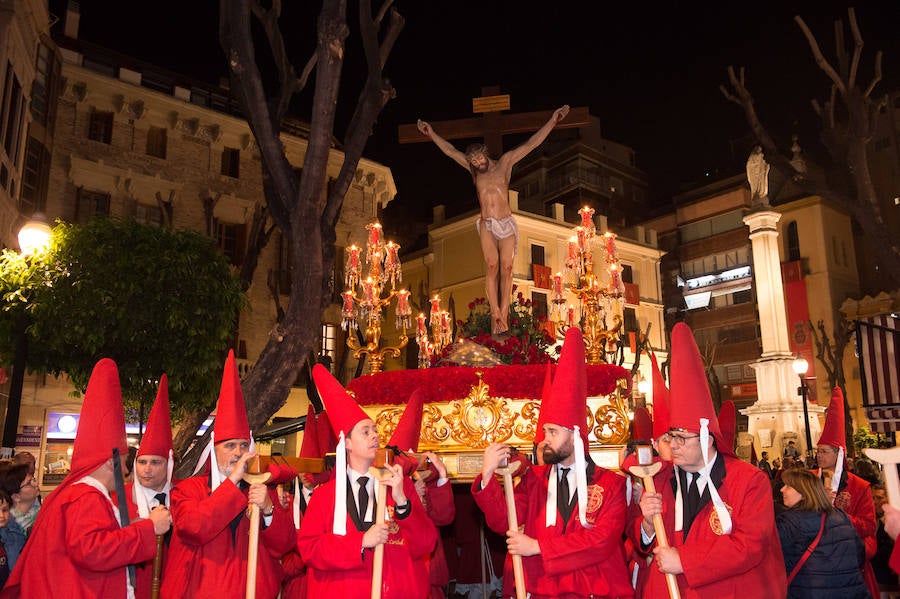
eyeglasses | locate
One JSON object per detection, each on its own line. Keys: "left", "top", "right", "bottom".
{"left": 662, "top": 433, "right": 700, "bottom": 447}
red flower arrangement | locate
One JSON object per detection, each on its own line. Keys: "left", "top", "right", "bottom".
{"left": 346, "top": 363, "right": 631, "bottom": 406}
{"left": 446, "top": 289, "right": 557, "bottom": 366}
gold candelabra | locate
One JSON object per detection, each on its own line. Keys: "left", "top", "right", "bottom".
{"left": 550, "top": 207, "right": 625, "bottom": 365}
{"left": 341, "top": 222, "right": 411, "bottom": 374}
{"left": 414, "top": 294, "right": 453, "bottom": 369}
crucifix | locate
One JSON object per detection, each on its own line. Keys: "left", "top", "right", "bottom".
{"left": 404, "top": 87, "right": 589, "bottom": 337}
{"left": 398, "top": 86, "right": 589, "bottom": 155}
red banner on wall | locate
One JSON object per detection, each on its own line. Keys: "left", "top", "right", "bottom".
{"left": 533, "top": 264, "right": 551, "bottom": 289}
{"left": 782, "top": 260, "right": 817, "bottom": 402}
{"left": 624, "top": 282, "right": 640, "bottom": 305}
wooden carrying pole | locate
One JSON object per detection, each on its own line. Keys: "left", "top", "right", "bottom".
{"left": 243, "top": 465, "right": 273, "bottom": 599}
{"left": 497, "top": 458, "right": 525, "bottom": 599}
{"left": 628, "top": 447, "right": 681, "bottom": 599}
{"left": 150, "top": 533, "right": 164, "bottom": 599}
{"left": 369, "top": 449, "right": 394, "bottom": 599}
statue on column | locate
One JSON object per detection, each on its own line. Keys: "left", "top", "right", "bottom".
{"left": 746, "top": 145, "right": 771, "bottom": 207}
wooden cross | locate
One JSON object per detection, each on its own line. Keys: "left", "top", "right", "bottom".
{"left": 398, "top": 86, "right": 590, "bottom": 156}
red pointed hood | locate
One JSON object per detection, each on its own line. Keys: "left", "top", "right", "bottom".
{"left": 71, "top": 358, "right": 129, "bottom": 477}
{"left": 389, "top": 387, "right": 425, "bottom": 452}
{"left": 538, "top": 328, "right": 588, "bottom": 443}
{"left": 214, "top": 350, "right": 250, "bottom": 443}
{"left": 312, "top": 364, "right": 369, "bottom": 438}
{"left": 317, "top": 410, "right": 338, "bottom": 454}
{"left": 668, "top": 323, "right": 732, "bottom": 456}
{"left": 632, "top": 407, "right": 653, "bottom": 444}
{"left": 534, "top": 363, "right": 554, "bottom": 446}
{"left": 299, "top": 404, "right": 321, "bottom": 459}
{"left": 137, "top": 374, "right": 173, "bottom": 459}
{"left": 818, "top": 387, "right": 846, "bottom": 450}
{"left": 650, "top": 352, "right": 671, "bottom": 441}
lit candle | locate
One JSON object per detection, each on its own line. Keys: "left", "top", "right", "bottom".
{"left": 567, "top": 305, "right": 576, "bottom": 327}
{"left": 347, "top": 245, "right": 361, "bottom": 270}
{"left": 384, "top": 241, "right": 400, "bottom": 272}
{"left": 579, "top": 206, "right": 595, "bottom": 230}
{"left": 431, "top": 295, "right": 441, "bottom": 315}
{"left": 552, "top": 273, "right": 563, "bottom": 298}
{"left": 416, "top": 313, "right": 426, "bottom": 337}
{"left": 363, "top": 278, "right": 375, "bottom": 304}
{"left": 609, "top": 262, "right": 621, "bottom": 291}
{"left": 605, "top": 231, "right": 616, "bottom": 256}
{"left": 567, "top": 238, "right": 578, "bottom": 262}
{"left": 367, "top": 222, "right": 382, "bottom": 247}
{"left": 396, "top": 289, "right": 410, "bottom": 315}
{"left": 576, "top": 226, "right": 586, "bottom": 252}
{"left": 342, "top": 290, "right": 354, "bottom": 315}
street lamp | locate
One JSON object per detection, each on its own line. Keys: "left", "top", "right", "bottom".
{"left": 1, "top": 215, "right": 52, "bottom": 457}
{"left": 17, "top": 213, "right": 52, "bottom": 256}
{"left": 792, "top": 354, "right": 813, "bottom": 466}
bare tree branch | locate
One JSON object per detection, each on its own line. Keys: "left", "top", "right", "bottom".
{"left": 794, "top": 15, "right": 847, "bottom": 95}
{"left": 219, "top": 0, "right": 297, "bottom": 235}
{"left": 847, "top": 8, "right": 864, "bottom": 88}
{"left": 721, "top": 14, "right": 900, "bottom": 287}
{"left": 249, "top": 0, "right": 300, "bottom": 123}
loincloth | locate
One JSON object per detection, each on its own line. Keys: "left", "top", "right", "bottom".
{"left": 476, "top": 216, "right": 519, "bottom": 254}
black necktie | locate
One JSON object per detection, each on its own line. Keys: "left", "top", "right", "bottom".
{"left": 558, "top": 467, "right": 573, "bottom": 525}
{"left": 684, "top": 473, "right": 701, "bottom": 535}
{"left": 154, "top": 492, "right": 171, "bottom": 546}
{"left": 357, "top": 476, "right": 370, "bottom": 523}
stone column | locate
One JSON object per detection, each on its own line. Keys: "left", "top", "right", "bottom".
{"left": 741, "top": 209, "right": 823, "bottom": 459}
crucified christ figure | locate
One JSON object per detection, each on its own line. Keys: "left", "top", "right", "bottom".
{"left": 417, "top": 105, "right": 570, "bottom": 335}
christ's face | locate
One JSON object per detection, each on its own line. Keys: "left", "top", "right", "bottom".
{"left": 468, "top": 152, "right": 489, "bottom": 173}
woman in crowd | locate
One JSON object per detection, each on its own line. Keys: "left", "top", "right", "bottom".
{"left": 777, "top": 467, "right": 868, "bottom": 598}
{"left": 0, "top": 463, "right": 41, "bottom": 537}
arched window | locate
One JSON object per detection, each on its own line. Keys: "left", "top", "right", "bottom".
{"left": 785, "top": 221, "right": 800, "bottom": 262}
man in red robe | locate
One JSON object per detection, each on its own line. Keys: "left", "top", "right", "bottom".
{"left": 125, "top": 374, "right": 175, "bottom": 599}
{"left": 637, "top": 323, "right": 786, "bottom": 598}
{"left": 299, "top": 365, "right": 437, "bottom": 598}
{"left": 473, "top": 329, "right": 633, "bottom": 599}
{"left": 389, "top": 387, "right": 456, "bottom": 599}
{"left": 161, "top": 350, "right": 295, "bottom": 599}
{"left": 815, "top": 386, "right": 880, "bottom": 599}
{"left": 1, "top": 359, "right": 171, "bottom": 598}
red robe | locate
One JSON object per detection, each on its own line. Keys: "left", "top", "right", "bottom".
{"left": 0, "top": 481, "right": 157, "bottom": 598}
{"left": 297, "top": 475, "right": 437, "bottom": 598}
{"left": 423, "top": 480, "right": 455, "bottom": 598}
{"left": 160, "top": 476, "right": 295, "bottom": 599}
{"left": 472, "top": 464, "right": 633, "bottom": 599}
{"left": 635, "top": 455, "right": 786, "bottom": 599}
{"left": 124, "top": 482, "right": 171, "bottom": 599}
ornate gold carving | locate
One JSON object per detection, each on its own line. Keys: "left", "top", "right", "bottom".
{"left": 374, "top": 407, "right": 404, "bottom": 446}
{"left": 591, "top": 378, "right": 631, "bottom": 444}
{"left": 362, "top": 374, "right": 631, "bottom": 481}
{"left": 513, "top": 400, "right": 542, "bottom": 441}
{"left": 443, "top": 376, "right": 517, "bottom": 448}
{"left": 420, "top": 403, "right": 450, "bottom": 444}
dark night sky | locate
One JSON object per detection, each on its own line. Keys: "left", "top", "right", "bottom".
{"left": 59, "top": 1, "right": 899, "bottom": 230}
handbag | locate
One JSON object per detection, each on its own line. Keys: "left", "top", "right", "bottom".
{"left": 787, "top": 512, "right": 827, "bottom": 584}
